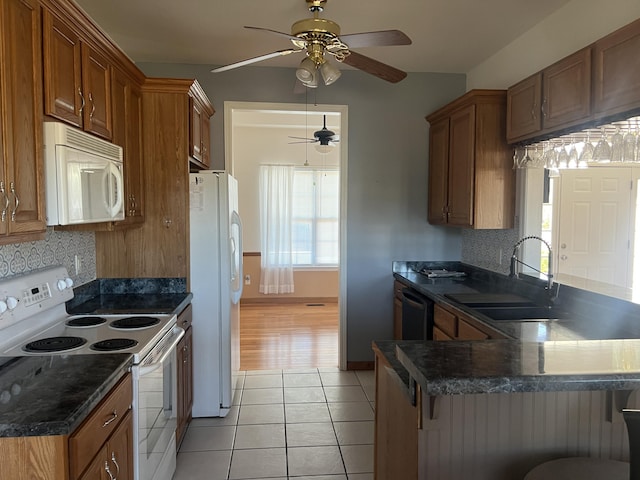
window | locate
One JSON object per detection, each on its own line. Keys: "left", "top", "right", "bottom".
{"left": 291, "top": 168, "right": 339, "bottom": 266}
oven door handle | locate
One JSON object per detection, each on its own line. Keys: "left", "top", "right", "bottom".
{"left": 138, "top": 327, "right": 185, "bottom": 376}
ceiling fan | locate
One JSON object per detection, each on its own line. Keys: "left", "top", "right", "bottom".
{"left": 289, "top": 114, "right": 340, "bottom": 153}
{"left": 211, "top": 0, "right": 412, "bottom": 87}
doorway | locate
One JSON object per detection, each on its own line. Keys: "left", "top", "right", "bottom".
{"left": 224, "top": 101, "right": 348, "bottom": 370}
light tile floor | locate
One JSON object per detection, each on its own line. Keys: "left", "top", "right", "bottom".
{"left": 173, "top": 368, "right": 375, "bottom": 480}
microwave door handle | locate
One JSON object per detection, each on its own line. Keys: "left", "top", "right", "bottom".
{"left": 103, "top": 164, "right": 124, "bottom": 217}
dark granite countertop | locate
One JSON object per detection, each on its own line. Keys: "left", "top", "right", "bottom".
{"left": 383, "top": 261, "right": 640, "bottom": 397}
{"left": 0, "top": 354, "right": 132, "bottom": 437}
{"left": 67, "top": 292, "right": 193, "bottom": 315}
{"left": 386, "top": 339, "right": 640, "bottom": 396}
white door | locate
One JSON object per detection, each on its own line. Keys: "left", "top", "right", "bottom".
{"left": 555, "top": 167, "right": 632, "bottom": 287}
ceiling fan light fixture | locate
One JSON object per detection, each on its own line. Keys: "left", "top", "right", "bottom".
{"left": 315, "top": 139, "right": 335, "bottom": 154}
{"left": 296, "top": 57, "right": 317, "bottom": 85}
{"left": 320, "top": 61, "right": 341, "bottom": 85}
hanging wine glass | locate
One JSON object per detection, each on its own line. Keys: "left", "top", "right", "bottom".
{"left": 579, "top": 132, "right": 595, "bottom": 165}
{"left": 543, "top": 143, "right": 557, "bottom": 169}
{"left": 622, "top": 120, "right": 636, "bottom": 162}
{"left": 557, "top": 141, "right": 569, "bottom": 169}
{"left": 611, "top": 125, "right": 624, "bottom": 162}
{"left": 568, "top": 140, "right": 578, "bottom": 169}
{"left": 593, "top": 127, "right": 611, "bottom": 163}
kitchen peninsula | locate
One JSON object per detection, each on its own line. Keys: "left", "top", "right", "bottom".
{"left": 377, "top": 262, "right": 640, "bottom": 480}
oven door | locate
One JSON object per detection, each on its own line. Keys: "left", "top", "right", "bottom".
{"left": 134, "top": 326, "right": 184, "bottom": 480}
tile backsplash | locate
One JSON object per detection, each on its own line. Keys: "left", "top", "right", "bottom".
{"left": 461, "top": 228, "right": 519, "bottom": 276}
{"left": 0, "top": 228, "right": 96, "bottom": 285}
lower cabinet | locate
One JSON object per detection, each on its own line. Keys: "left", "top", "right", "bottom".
{"left": 393, "top": 281, "right": 404, "bottom": 340}
{"left": 177, "top": 304, "right": 193, "bottom": 447}
{"left": 69, "top": 373, "right": 133, "bottom": 480}
{"left": 433, "top": 303, "right": 503, "bottom": 340}
{"left": 374, "top": 347, "right": 419, "bottom": 480}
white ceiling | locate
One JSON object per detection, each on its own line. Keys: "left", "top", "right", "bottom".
{"left": 73, "top": 0, "right": 571, "bottom": 75}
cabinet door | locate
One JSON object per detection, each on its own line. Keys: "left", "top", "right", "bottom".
{"left": 106, "top": 411, "right": 133, "bottom": 480}
{"left": 201, "top": 113, "right": 211, "bottom": 168}
{"left": 427, "top": 118, "right": 449, "bottom": 225}
{"left": 457, "top": 319, "right": 490, "bottom": 340}
{"left": 447, "top": 105, "right": 475, "bottom": 227}
{"left": 542, "top": 47, "right": 591, "bottom": 130}
{"left": 434, "top": 304, "right": 457, "bottom": 338}
{"left": 42, "top": 9, "right": 83, "bottom": 128}
{"left": 393, "top": 296, "right": 403, "bottom": 340}
{"left": 77, "top": 445, "right": 110, "bottom": 480}
{"left": 593, "top": 18, "right": 640, "bottom": 117}
{"left": 177, "top": 325, "right": 193, "bottom": 446}
{"left": 81, "top": 43, "right": 112, "bottom": 139}
{"left": 0, "top": 0, "right": 46, "bottom": 237}
{"left": 374, "top": 355, "right": 418, "bottom": 480}
{"left": 433, "top": 326, "right": 454, "bottom": 341}
{"left": 190, "top": 97, "right": 203, "bottom": 162}
{"left": 506, "top": 73, "right": 542, "bottom": 142}
{"left": 125, "top": 84, "right": 144, "bottom": 222}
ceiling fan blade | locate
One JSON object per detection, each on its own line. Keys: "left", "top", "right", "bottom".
{"left": 340, "top": 30, "right": 412, "bottom": 49}
{"left": 341, "top": 51, "right": 407, "bottom": 83}
{"left": 211, "top": 48, "right": 303, "bottom": 73}
{"left": 244, "top": 26, "right": 302, "bottom": 43}
{"left": 288, "top": 136, "right": 316, "bottom": 141}
{"left": 288, "top": 140, "right": 317, "bottom": 144}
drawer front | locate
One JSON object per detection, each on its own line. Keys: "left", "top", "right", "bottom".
{"left": 178, "top": 303, "right": 193, "bottom": 331}
{"left": 434, "top": 304, "right": 457, "bottom": 338}
{"left": 458, "top": 319, "right": 490, "bottom": 340}
{"left": 433, "top": 326, "right": 454, "bottom": 341}
{"left": 69, "top": 373, "right": 133, "bottom": 479}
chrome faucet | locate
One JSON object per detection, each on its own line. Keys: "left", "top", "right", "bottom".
{"left": 509, "top": 235, "right": 557, "bottom": 299}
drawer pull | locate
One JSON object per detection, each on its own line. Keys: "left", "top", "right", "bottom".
{"left": 105, "top": 461, "right": 115, "bottom": 480}
{"left": 111, "top": 452, "right": 120, "bottom": 478}
{"left": 102, "top": 410, "right": 118, "bottom": 427}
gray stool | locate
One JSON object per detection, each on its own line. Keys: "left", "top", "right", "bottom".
{"left": 524, "top": 409, "right": 640, "bottom": 480}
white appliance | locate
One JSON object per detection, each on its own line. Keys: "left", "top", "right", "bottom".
{"left": 0, "top": 266, "right": 182, "bottom": 480}
{"left": 44, "top": 121, "right": 125, "bottom": 226}
{"left": 189, "top": 171, "right": 243, "bottom": 417}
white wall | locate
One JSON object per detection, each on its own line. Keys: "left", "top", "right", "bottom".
{"left": 467, "top": 0, "right": 640, "bottom": 90}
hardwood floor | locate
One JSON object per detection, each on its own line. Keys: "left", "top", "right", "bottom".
{"left": 240, "top": 302, "right": 339, "bottom": 371}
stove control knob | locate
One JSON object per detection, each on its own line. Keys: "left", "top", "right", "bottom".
{"left": 65, "top": 277, "right": 74, "bottom": 288}
{"left": 0, "top": 301, "right": 7, "bottom": 314}
{"left": 6, "top": 296, "right": 18, "bottom": 310}
{"left": 57, "top": 279, "right": 68, "bottom": 291}
{"left": 0, "top": 390, "right": 10, "bottom": 404}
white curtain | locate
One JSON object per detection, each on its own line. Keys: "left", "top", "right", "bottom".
{"left": 259, "top": 165, "right": 295, "bottom": 294}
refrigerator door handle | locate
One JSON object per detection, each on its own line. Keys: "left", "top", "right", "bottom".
{"left": 230, "top": 210, "right": 243, "bottom": 304}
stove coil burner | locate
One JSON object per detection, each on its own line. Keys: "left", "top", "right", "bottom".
{"left": 23, "top": 336, "right": 87, "bottom": 353}
{"left": 66, "top": 316, "right": 107, "bottom": 327}
{"left": 110, "top": 316, "right": 160, "bottom": 330}
{"left": 91, "top": 338, "right": 138, "bottom": 351}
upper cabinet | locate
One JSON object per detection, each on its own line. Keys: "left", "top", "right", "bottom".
{"left": 42, "top": 8, "right": 113, "bottom": 140}
{"left": 507, "top": 18, "right": 640, "bottom": 144}
{"left": 593, "top": 18, "right": 640, "bottom": 118}
{"left": 111, "top": 67, "right": 144, "bottom": 226}
{"left": 426, "top": 90, "right": 515, "bottom": 229}
{"left": 189, "top": 86, "right": 215, "bottom": 170}
{"left": 0, "top": 0, "right": 47, "bottom": 243}
{"left": 507, "top": 48, "right": 592, "bottom": 143}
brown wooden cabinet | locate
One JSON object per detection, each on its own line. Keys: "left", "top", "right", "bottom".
{"left": 111, "top": 67, "right": 144, "bottom": 226}
{"left": 374, "top": 345, "right": 419, "bottom": 480}
{"left": 593, "top": 17, "right": 640, "bottom": 119}
{"left": 96, "top": 78, "right": 213, "bottom": 278}
{"left": 393, "top": 281, "right": 404, "bottom": 340}
{"left": 507, "top": 48, "right": 592, "bottom": 143}
{"left": 189, "top": 88, "right": 214, "bottom": 170}
{"left": 0, "top": 0, "right": 47, "bottom": 244}
{"left": 426, "top": 90, "right": 514, "bottom": 229}
{"left": 69, "top": 373, "right": 133, "bottom": 479}
{"left": 43, "top": 8, "right": 112, "bottom": 140}
{"left": 177, "top": 303, "right": 193, "bottom": 448}
{"left": 433, "top": 302, "right": 502, "bottom": 341}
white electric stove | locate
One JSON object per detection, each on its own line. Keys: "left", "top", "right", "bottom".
{"left": 0, "top": 266, "right": 182, "bottom": 480}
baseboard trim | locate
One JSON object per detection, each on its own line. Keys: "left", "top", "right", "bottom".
{"left": 241, "top": 297, "right": 338, "bottom": 305}
{"left": 346, "top": 361, "right": 375, "bottom": 371}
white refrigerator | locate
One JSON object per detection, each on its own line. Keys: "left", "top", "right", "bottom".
{"left": 189, "top": 171, "right": 243, "bottom": 417}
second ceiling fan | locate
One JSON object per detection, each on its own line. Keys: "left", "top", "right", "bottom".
{"left": 211, "top": 0, "right": 412, "bottom": 87}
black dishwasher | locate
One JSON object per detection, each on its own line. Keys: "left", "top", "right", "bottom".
{"left": 401, "top": 288, "right": 434, "bottom": 341}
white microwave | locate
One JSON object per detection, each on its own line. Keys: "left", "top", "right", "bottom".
{"left": 44, "top": 122, "right": 124, "bottom": 226}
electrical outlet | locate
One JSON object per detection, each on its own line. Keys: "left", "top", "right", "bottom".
{"left": 244, "top": 275, "right": 251, "bottom": 285}
{"left": 74, "top": 255, "right": 82, "bottom": 275}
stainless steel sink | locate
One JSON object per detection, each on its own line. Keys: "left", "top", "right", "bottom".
{"left": 472, "top": 305, "right": 571, "bottom": 321}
